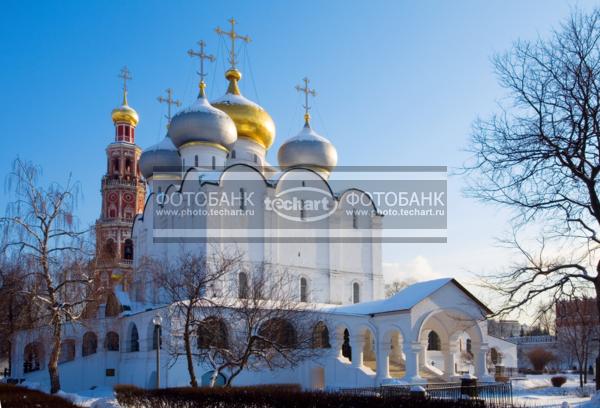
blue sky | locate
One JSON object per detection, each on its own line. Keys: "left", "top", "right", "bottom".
{"left": 0, "top": 0, "right": 596, "bottom": 307}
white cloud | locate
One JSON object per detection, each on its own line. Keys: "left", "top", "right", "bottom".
{"left": 382, "top": 256, "right": 442, "bottom": 283}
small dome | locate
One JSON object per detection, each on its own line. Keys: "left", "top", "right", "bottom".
{"left": 139, "top": 135, "right": 181, "bottom": 179}
{"left": 111, "top": 103, "right": 139, "bottom": 126}
{"left": 278, "top": 122, "right": 338, "bottom": 173}
{"left": 212, "top": 69, "right": 276, "bottom": 149}
{"left": 169, "top": 93, "right": 237, "bottom": 151}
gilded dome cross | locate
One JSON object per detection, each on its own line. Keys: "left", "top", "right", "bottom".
{"left": 118, "top": 66, "right": 133, "bottom": 105}
{"left": 188, "top": 40, "right": 215, "bottom": 96}
{"left": 215, "top": 18, "right": 251, "bottom": 70}
{"left": 157, "top": 88, "right": 181, "bottom": 124}
{"left": 295, "top": 77, "right": 317, "bottom": 126}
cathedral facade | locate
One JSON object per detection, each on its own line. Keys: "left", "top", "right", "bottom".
{"left": 9, "top": 22, "right": 516, "bottom": 392}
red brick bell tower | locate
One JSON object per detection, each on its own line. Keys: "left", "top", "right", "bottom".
{"left": 95, "top": 66, "right": 146, "bottom": 292}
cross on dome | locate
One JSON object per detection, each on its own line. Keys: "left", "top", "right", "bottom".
{"left": 157, "top": 88, "right": 181, "bottom": 124}
{"left": 295, "top": 77, "right": 317, "bottom": 126}
{"left": 215, "top": 18, "right": 251, "bottom": 70}
{"left": 118, "top": 66, "right": 132, "bottom": 105}
{"left": 188, "top": 40, "right": 215, "bottom": 97}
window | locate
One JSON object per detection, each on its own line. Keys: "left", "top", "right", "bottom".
{"left": 212, "top": 156, "right": 216, "bottom": 170}
{"left": 59, "top": 340, "right": 75, "bottom": 363}
{"left": 123, "top": 239, "right": 133, "bottom": 260}
{"left": 82, "top": 332, "right": 98, "bottom": 357}
{"left": 238, "top": 272, "right": 249, "bottom": 299}
{"left": 105, "top": 332, "right": 119, "bottom": 351}
{"left": 427, "top": 331, "right": 441, "bottom": 351}
{"left": 253, "top": 154, "right": 258, "bottom": 163}
{"left": 352, "top": 210, "right": 358, "bottom": 229}
{"left": 258, "top": 319, "right": 297, "bottom": 349}
{"left": 197, "top": 317, "right": 228, "bottom": 349}
{"left": 195, "top": 155, "right": 199, "bottom": 167}
{"left": 231, "top": 150, "right": 236, "bottom": 159}
{"left": 129, "top": 324, "right": 139, "bottom": 352}
{"left": 312, "top": 322, "right": 330, "bottom": 349}
{"left": 23, "top": 342, "right": 42, "bottom": 373}
{"left": 300, "top": 277, "right": 308, "bottom": 302}
{"left": 466, "top": 339, "right": 472, "bottom": 354}
{"left": 352, "top": 282, "right": 360, "bottom": 304}
{"left": 490, "top": 348, "right": 500, "bottom": 365}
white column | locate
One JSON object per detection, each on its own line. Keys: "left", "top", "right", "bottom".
{"left": 443, "top": 343, "right": 458, "bottom": 381}
{"left": 376, "top": 340, "right": 391, "bottom": 382}
{"left": 402, "top": 341, "right": 425, "bottom": 383}
{"left": 474, "top": 342, "right": 494, "bottom": 382}
{"left": 350, "top": 334, "right": 364, "bottom": 368}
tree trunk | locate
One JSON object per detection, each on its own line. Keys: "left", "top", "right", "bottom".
{"left": 595, "top": 277, "right": 600, "bottom": 390}
{"left": 48, "top": 319, "right": 62, "bottom": 394}
{"left": 183, "top": 313, "right": 197, "bottom": 387}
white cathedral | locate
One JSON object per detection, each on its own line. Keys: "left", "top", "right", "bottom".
{"left": 9, "top": 22, "right": 516, "bottom": 393}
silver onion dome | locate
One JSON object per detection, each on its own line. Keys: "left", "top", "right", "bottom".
{"left": 278, "top": 123, "right": 338, "bottom": 173}
{"left": 168, "top": 94, "right": 237, "bottom": 151}
{"left": 139, "top": 135, "right": 181, "bottom": 179}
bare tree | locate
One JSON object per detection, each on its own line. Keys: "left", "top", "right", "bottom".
{"left": 0, "top": 159, "right": 97, "bottom": 393}
{"left": 194, "top": 263, "right": 326, "bottom": 387}
{"left": 464, "top": 8, "right": 600, "bottom": 383}
{"left": 556, "top": 296, "right": 599, "bottom": 387}
{"left": 385, "top": 278, "right": 416, "bottom": 298}
{"left": 154, "top": 250, "right": 241, "bottom": 387}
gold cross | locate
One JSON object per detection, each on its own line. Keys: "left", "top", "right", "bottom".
{"left": 157, "top": 88, "right": 181, "bottom": 123}
{"left": 215, "top": 18, "right": 251, "bottom": 70}
{"left": 295, "top": 77, "right": 317, "bottom": 125}
{"left": 118, "top": 66, "right": 132, "bottom": 105}
{"left": 188, "top": 40, "right": 215, "bottom": 96}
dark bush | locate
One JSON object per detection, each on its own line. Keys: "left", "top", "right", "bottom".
{"left": 115, "top": 384, "right": 487, "bottom": 408}
{"left": 551, "top": 376, "right": 567, "bottom": 387}
{"left": 0, "top": 384, "right": 78, "bottom": 408}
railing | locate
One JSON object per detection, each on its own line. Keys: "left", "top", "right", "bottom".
{"left": 507, "top": 335, "right": 555, "bottom": 344}
{"left": 339, "top": 382, "right": 513, "bottom": 408}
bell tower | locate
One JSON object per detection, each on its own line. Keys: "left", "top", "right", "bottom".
{"left": 95, "top": 66, "right": 146, "bottom": 292}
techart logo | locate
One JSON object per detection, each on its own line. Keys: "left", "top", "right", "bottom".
{"left": 264, "top": 186, "right": 337, "bottom": 222}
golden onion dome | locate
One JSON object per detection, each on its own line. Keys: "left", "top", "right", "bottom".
{"left": 212, "top": 69, "right": 275, "bottom": 149}
{"left": 111, "top": 92, "right": 139, "bottom": 126}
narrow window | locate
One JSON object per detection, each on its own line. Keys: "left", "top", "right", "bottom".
{"left": 240, "top": 188, "right": 245, "bottom": 210}
{"left": 352, "top": 282, "right": 360, "bottom": 304}
{"left": 300, "top": 277, "right": 308, "bottom": 302}
{"left": 195, "top": 155, "right": 199, "bottom": 167}
{"left": 212, "top": 156, "right": 216, "bottom": 170}
{"left": 231, "top": 150, "right": 236, "bottom": 159}
{"left": 238, "top": 272, "right": 249, "bottom": 298}
{"left": 352, "top": 210, "right": 358, "bottom": 229}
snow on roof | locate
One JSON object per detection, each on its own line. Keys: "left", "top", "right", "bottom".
{"left": 327, "top": 278, "right": 454, "bottom": 315}
{"left": 212, "top": 93, "right": 262, "bottom": 109}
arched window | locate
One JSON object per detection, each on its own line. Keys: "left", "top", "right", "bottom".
{"left": 300, "top": 277, "right": 308, "bottom": 302}
{"left": 259, "top": 318, "right": 297, "bottom": 349}
{"left": 466, "top": 339, "right": 472, "bottom": 355}
{"left": 123, "top": 239, "right": 133, "bottom": 260}
{"left": 352, "top": 282, "right": 360, "bottom": 304}
{"left": 129, "top": 324, "right": 139, "bottom": 352}
{"left": 59, "top": 340, "right": 75, "bottom": 363}
{"left": 82, "top": 332, "right": 98, "bottom": 357}
{"left": 23, "top": 342, "right": 42, "bottom": 373}
{"left": 342, "top": 329, "right": 352, "bottom": 361}
{"left": 103, "top": 239, "right": 117, "bottom": 260}
{"left": 105, "top": 332, "right": 119, "bottom": 351}
{"left": 197, "top": 317, "right": 229, "bottom": 349}
{"left": 427, "top": 331, "right": 441, "bottom": 351}
{"left": 238, "top": 272, "right": 249, "bottom": 299}
{"left": 312, "top": 322, "right": 330, "bottom": 349}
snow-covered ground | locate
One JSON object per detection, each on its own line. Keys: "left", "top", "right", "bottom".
{"left": 512, "top": 374, "right": 599, "bottom": 407}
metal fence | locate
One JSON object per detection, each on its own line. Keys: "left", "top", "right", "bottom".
{"left": 339, "top": 382, "right": 513, "bottom": 408}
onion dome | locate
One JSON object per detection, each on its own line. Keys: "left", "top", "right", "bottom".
{"left": 168, "top": 84, "right": 237, "bottom": 152}
{"left": 111, "top": 91, "right": 139, "bottom": 126}
{"left": 139, "top": 135, "right": 181, "bottom": 179}
{"left": 278, "top": 116, "right": 338, "bottom": 174}
{"left": 212, "top": 69, "right": 276, "bottom": 149}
